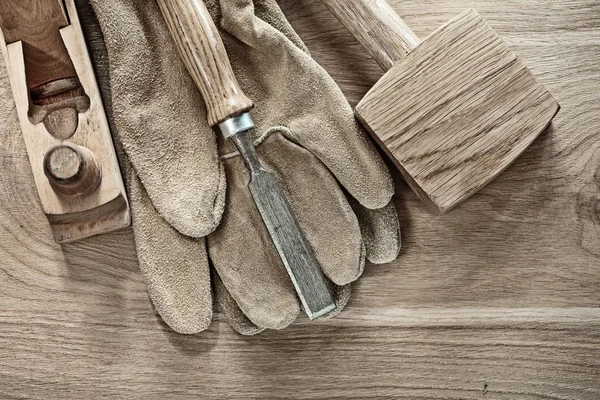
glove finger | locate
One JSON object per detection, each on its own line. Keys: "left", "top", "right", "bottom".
{"left": 128, "top": 169, "right": 212, "bottom": 334}
{"left": 216, "top": 0, "right": 394, "bottom": 210}
{"left": 349, "top": 198, "right": 402, "bottom": 264}
{"left": 208, "top": 132, "right": 365, "bottom": 329}
{"left": 320, "top": 284, "right": 351, "bottom": 320}
{"left": 88, "top": 0, "right": 225, "bottom": 238}
{"left": 213, "top": 270, "right": 266, "bottom": 336}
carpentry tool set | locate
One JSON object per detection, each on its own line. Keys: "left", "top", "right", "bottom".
{"left": 0, "top": 0, "right": 558, "bottom": 322}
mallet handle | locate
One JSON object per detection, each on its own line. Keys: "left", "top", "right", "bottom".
{"left": 320, "top": 0, "right": 420, "bottom": 71}
{"left": 156, "top": 0, "right": 253, "bottom": 127}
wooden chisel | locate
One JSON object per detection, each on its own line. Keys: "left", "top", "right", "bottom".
{"left": 156, "top": 0, "right": 336, "bottom": 319}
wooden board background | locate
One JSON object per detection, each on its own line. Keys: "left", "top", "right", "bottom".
{"left": 0, "top": 0, "right": 598, "bottom": 398}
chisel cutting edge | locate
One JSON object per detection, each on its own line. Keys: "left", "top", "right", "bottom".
{"left": 157, "top": 0, "right": 336, "bottom": 319}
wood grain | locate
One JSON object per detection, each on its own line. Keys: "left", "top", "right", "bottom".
{"left": 0, "top": 0, "right": 599, "bottom": 398}
{"left": 0, "top": 0, "right": 129, "bottom": 243}
{"left": 156, "top": 0, "right": 254, "bottom": 127}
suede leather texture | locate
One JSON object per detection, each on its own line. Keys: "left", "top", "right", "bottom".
{"left": 79, "top": 0, "right": 401, "bottom": 334}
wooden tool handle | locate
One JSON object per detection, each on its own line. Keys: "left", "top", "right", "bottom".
{"left": 0, "top": 0, "right": 78, "bottom": 93}
{"left": 320, "top": 0, "right": 421, "bottom": 71}
{"left": 44, "top": 143, "right": 102, "bottom": 197}
{"left": 156, "top": 0, "right": 253, "bottom": 127}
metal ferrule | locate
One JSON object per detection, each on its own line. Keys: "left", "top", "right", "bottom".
{"left": 218, "top": 113, "right": 255, "bottom": 140}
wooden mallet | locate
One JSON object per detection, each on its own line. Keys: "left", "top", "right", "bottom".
{"left": 321, "top": 0, "right": 559, "bottom": 213}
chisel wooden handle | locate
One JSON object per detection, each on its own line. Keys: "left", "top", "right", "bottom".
{"left": 156, "top": 0, "right": 253, "bottom": 127}
{"left": 320, "top": 0, "right": 421, "bottom": 71}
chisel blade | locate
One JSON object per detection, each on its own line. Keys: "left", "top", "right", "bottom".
{"left": 249, "top": 169, "right": 336, "bottom": 320}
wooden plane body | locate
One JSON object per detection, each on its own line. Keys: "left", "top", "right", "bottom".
{"left": 0, "top": 0, "right": 130, "bottom": 242}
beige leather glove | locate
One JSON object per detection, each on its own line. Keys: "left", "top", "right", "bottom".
{"left": 79, "top": 0, "right": 400, "bottom": 334}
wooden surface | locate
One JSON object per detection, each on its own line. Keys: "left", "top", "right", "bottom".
{"left": 0, "top": 0, "right": 129, "bottom": 243}
{"left": 355, "top": 9, "right": 559, "bottom": 213}
{"left": 0, "top": 0, "right": 598, "bottom": 398}
{"left": 156, "top": 0, "right": 254, "bottom": 127}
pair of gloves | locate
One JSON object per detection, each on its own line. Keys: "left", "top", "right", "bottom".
{"left": 78, "top": 0, "right": 401, "bottom": 334}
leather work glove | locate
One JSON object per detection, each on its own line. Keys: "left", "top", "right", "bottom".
{"left": 79, "top": 0, "right": 401, "bottom": 334}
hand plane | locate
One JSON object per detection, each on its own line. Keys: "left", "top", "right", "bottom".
{"left": 0, "top": 0, "right": 130, "bottom": 243}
